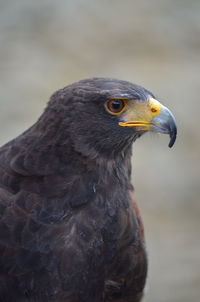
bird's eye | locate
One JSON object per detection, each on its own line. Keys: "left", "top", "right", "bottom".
{"left": 105, "top": 99, "right": 127, "bottom": 115}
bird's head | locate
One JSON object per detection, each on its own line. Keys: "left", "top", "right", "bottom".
{"left": 47, "top": 77, "right": 177, "bottom": 160}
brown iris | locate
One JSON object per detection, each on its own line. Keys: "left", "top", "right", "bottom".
{"left": 105, "top": 99, "right": 127, "bottom": 115}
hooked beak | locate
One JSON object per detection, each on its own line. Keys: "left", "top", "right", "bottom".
{"left": 118, "top": 97, "right": 177, "bottom": 148}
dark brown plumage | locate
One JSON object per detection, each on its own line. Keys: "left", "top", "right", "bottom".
{"left": 0, "top": 78, "right": 177, "bottom": 302}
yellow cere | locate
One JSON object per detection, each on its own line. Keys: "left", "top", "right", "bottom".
{"left": 148, "top": 97, "right": 161, "bottom": 117}
{"left": 118, "top": 97, "right": 162, "bottom": 128}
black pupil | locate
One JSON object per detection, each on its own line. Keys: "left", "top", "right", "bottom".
{"left": 111, "top": 100, "right": 122, "bottom": 110}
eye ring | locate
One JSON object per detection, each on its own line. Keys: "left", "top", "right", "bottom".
{"left": 105, "top": 98, "right": 127, "bottom": 115}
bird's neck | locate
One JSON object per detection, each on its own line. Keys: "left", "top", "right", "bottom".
{"left": 60, "top": 149, "right": 134, "bottom": 208}
{"left": 3, "top": 124, "right": 134, "bottom": 210}
{"left": 5, "top": 108, "right": 134, "bottom": 198}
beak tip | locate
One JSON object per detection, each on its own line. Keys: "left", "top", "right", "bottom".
{"left": 168, "top": 130, "right": 177, "bottom": 148}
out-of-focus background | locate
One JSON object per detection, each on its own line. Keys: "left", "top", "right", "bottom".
{"left": 0, "top": 0, "right": 200, "bottom": 301}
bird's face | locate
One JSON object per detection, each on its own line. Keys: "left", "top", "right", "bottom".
{"left": 54, "top": 78, "right": 177, "bottom": 159}
{"left": 104, "top": 95, "right": 177, "bottom": 148}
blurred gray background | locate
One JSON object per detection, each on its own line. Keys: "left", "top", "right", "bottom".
{"left": 0, "top": 0, "right": 200, "bottom": 301}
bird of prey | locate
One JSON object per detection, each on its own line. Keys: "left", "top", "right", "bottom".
{"left": 0, "top": 78, "right": 177, "bottom": 302}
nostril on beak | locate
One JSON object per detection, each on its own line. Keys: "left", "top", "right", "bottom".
{"left": 151, "top": 107, "right": 158, "bottom": 113}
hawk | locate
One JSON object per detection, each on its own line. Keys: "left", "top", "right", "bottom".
{"left": 0, "top": 78, "right": 177, "bottom": 302}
